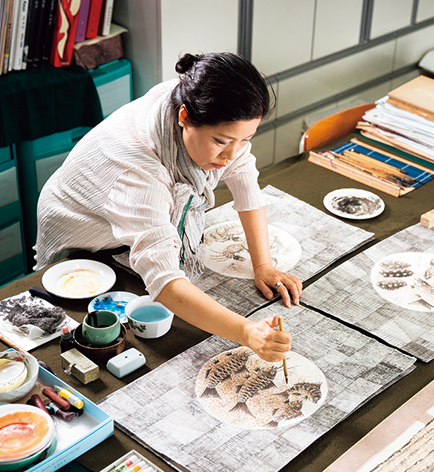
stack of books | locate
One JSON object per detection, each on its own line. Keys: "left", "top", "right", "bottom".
{"left": 308, "top": 75, "right": 434, "bottom": 196}
{"left": 356, "top": 75, "right": 434, "bottom": 164}
{"left": 0, "top": 0, "right": 114, "bottom": 73}
{"left": 308, "top": 138, "right": 434, "bottom": 197}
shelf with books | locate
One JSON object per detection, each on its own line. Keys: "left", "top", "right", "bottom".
{"left": 0, "top": 0, "right": 117, "bottom": 74}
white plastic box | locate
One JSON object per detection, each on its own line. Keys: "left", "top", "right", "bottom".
{"left": 8, "top": 355, "right": 115, "bottom": 472}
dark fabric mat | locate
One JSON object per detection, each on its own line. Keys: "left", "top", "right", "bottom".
{"left": 0, "top": 64, "right": 103, "bottom": 147}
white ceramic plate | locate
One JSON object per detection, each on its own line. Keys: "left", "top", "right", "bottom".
{"left": 88, "top": 291, "right": 139, "bottom": 323}
{"left": 42, "top": 259, "right": 116, "bottom": 299}
{"left": 323, "top": 188, "right": 385, "bottom": 220}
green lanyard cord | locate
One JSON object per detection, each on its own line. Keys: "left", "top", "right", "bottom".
{"left": 178, "top": 195, "right": 194, "bottom": 265}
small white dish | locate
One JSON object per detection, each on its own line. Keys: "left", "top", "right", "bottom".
{"left": 0, "top": 361, "right": 27, "bottom": 392}
{"left": 125, "top": 296, "right": 174, "bottom": 339}
{"left": 88, "top": 291, "right": 138, "bottom": 323}
{"left": 42, "top": 259, "right": 116, "bottom": 299}
{"left": 323, "top": 188, "right": 385, "bottom": 220}
{"left": 0, "top": 351, "right": 39, "bottom": 403}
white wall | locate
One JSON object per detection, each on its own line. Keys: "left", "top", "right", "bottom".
{"left": 113, "top": 0, "right": 434, "bottom": 168}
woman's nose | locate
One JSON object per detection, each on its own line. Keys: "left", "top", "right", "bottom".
{"left": 223, "top": 146, "right": 237, "bottom": 161}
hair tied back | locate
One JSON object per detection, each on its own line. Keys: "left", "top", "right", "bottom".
{"left": 175, "top": 53, "right": 202, "bottom": 74}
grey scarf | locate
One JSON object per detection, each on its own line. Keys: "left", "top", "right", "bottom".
{"left": 145, "top": 87, "right": 225, "bottom": 277}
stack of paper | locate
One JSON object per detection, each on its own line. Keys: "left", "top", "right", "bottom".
{"left": 357, "top": 76, "right": 434, "bottom": 164}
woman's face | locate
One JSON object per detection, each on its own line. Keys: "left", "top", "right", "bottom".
{"left": 179, "top": 115, "right": 261, "bottom": 171}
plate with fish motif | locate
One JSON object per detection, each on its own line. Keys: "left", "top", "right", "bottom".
{"left": 88, "top": 291, "right": 138, "bottom": 323}
{"left": 203, "top": 221, "right": 302, "bottom": 279}
{"left": 42, "top": 259, "right": 116, "bottom": 299}
{"left": 323, "top": 188, "right": 385, "bottom": 219}
{"left": 371, "top": 252, "right": 434, "bottom": 312}
{"left": 196, "top": 346, "right": 327, "bottom": 429}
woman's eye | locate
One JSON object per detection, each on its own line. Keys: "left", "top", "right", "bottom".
{"left": 214, "top": 138, "right": 228, "bottom": 146}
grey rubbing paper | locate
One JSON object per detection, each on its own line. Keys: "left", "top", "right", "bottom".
{"left": 302, "top": 223, "right": 434, "bottom": 362}
{"left": 99, "top": 304, "right": 415, "bottom": 472}
{"left": 113, "top": 185, "right": 373, "bottom": 315}
{"left": 195, "top": 185, "right": 373, "bottom": 315}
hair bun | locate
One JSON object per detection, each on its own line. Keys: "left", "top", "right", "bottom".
{"left": 175, "top": 53, "right": 202, "bottom": 74}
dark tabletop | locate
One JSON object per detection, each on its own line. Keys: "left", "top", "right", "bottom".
{"left": 1, "top": 144, "right": 434, "bottom": 472}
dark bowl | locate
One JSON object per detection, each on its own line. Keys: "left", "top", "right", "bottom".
{"left": 73, "top": 324, "right": 127, "bottom": 363}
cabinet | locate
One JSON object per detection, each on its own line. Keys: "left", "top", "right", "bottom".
{"left": 13, "top": 59, "right": 133, "bottom": 275}
{"left": 0, "top": 146, "right": 27, "bottom": 286}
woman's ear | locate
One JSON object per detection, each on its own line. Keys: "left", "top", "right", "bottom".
{"left": 178, "top": 105, "right": 188, "bottom": 127}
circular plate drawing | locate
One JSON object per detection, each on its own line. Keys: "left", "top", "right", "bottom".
{"left": 323, "top": 188, "right": 385, "bottom": 220}
{"left": 196, "top": 346, "right": 327, "bottom": 429}
{"left": 203, "top": 221, "right": 302, "bottom": 279}
{"left": 371, "top": 252, "right": 434, "bottom": 312}
{"left": 88, "top": 291, "right": 138, "bottom": 323}
{"left": 42, "top": 259, "right": 116, "bottom": 299}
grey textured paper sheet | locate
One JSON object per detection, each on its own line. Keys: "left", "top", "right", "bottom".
{"left": 99, "top": 303, "right": 415, "bottom": 472}
{"left": 195, "top": 185, "right": 374, "bottom": 315}
{"left": 302, "top": 223, "right": 434, "bottom": 362}
{"left": 113, "top": 185, "right": 374, "bottom": 316}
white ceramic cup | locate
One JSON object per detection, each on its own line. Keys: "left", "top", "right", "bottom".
{"left": 125, "top": 296, "right": 174, "bottom": 339}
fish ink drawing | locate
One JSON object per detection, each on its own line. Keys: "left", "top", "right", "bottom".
{"left": 229, "top": 365, "right": 278, "bottom": 417}
{"left": 196, "top": 346, "right": 327, "bottom": 429}
{"left": 372, "top": 252, "right": 434, "bottom": 311}
{"left": 200, "top": 349, "right": 250, "bottom": 399}
{"left": 203, "top": 221, "right": 302, "bottom": 279}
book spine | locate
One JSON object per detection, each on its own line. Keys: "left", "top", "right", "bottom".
{"left": 75, "top": 0, "right": 90, "bottom": 42}
{"left": 21, "top": 0, "right": 32, "bottom": 68}
{"left": 50, "top": 0, "right": 81, "bottom": 67}
{"left": 40, "top": 0, "right": 55, "bottom": 62}
{"left": 2, "top": 0, "right": 15, "bottom": 74}
{"left": 31, "top": 0, "right": 47, "bottom": 66}
{"left": 85, "top": 0, "right": 103, "bottom": 39}
{"left": 24, "top": 0, "right": 39, "bottom": 66}
{"left": 12, "top": 0, "right": 29, "bottom": 69}
{"left": 0, "top": 0, "right": 11, "bottom": 75}
{"left": 99, "top": 0, "right": 112, "bottom": 36}
{"left": 8, "top": 0, "right": 21, "bottom": 70}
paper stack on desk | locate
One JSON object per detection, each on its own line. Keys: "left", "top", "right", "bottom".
{"left": 357, "top": 75, "right": 434, "bottom": 164}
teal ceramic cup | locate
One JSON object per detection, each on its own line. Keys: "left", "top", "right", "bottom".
{"left": 82, "top": 310, "right": 121, "bottom": 346}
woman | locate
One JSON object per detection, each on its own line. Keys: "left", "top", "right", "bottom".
{"left": 35, "top": 52, "right": 302, "bottom": 361}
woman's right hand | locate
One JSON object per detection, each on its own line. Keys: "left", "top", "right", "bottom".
{"left": 243, "top": 314, "right": 291, "bottom": 362}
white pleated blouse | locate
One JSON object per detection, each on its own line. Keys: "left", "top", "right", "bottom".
{"left": 34, "top": 79, "right": 264, "bottom": 299}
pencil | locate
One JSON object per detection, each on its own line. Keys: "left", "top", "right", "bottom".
{"left": 278, "top": 316, "right": 289, "bottom": 384}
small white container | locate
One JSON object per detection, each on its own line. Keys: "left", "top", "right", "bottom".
{"left": 0, "top": 351, "right": 39, "bottom": 402}
{"left": 125, "top": 296, "right": 174, "bottom": 339}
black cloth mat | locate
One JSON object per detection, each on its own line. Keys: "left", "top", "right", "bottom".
{"left": 0, "top": 64, "right": 103, "bottom": 147}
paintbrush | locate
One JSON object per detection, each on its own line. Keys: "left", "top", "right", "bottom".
{"left": 325, "top": 152, "right": 412, "bottom": 189}
{"left": 278, "top": 316, "right": 289, "bottom": 384}
{"left": 0, "top": 332, "right": 30, "bottom": 354}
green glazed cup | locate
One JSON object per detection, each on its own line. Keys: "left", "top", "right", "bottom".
{"left": 82, "top": 310, "right": 121, "bottom": 346}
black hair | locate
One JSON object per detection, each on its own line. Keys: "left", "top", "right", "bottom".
{"left": 171, "top": 52, "right": 275, "bottom": 127}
